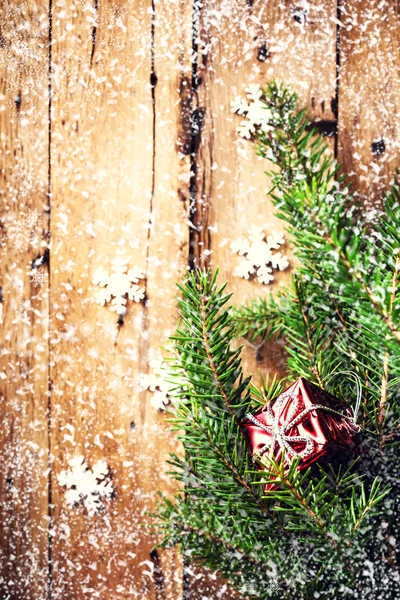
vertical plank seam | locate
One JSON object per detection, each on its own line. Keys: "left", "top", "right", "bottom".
{"left": 89, "top": 0, "right": 98, "bottom": 68}
{"left": 137, "top": 1, "right": 156, "bottom": 385}
{"left": 146, "top": 4, "right": 166, "bottom": 599}
{"left": 183, "top": 1, "right": 202, "bottom": 597}
{"left": 139, "top": 0, "right": 156, "bottom": 294}
{"left": 47, "top": 0, "right": 53, "bottom": 598}
{"left": 334, "top": 0, "right": 342, "bottom": 163}
{"left": 188, "top": 0, "right": 201, "bottom": 271}
{"left": 137, "top": 0, "right": 156, "bottom": 418}
{"left": 150, "top": 0, "right": 156, "bottom": 223}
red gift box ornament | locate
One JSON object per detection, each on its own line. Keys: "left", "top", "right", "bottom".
{"left": 242, "top": 377, "right": 361, "bottom": 486}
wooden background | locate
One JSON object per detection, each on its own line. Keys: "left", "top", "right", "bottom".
{"left": 1, "top": 0, "right": 399, "bottom": 598}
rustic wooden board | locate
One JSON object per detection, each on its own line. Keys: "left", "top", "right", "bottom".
{"left": 141, "top": 0, "right": 193, "bottom": 596}
{"left": 49, "top": 0, "right": 189, "bottom": 598}
{"left": 191, "top": 0, "right": 338, "bottom": 386}
{"left": 189, "top": 0, "right": 338, "bottom": 596}
{"left": 338, "top": 0, "right": 400, "bottom": 204}
{"left": 0, "top": 2, "right": 50, "bottom": 598}
{"left": 2, "top": 0, "right": 400, "bottom": 598}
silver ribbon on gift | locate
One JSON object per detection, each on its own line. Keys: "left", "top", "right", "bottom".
{"left": 245, "top": 374, "right": 361, "bottom": 463}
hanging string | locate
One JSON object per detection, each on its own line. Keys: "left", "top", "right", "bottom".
{"left": 322, "top": 370, "right": 362, "bottom": 424}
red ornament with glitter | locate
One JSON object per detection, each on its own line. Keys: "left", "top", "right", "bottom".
{"left": 242, "top": 377, "right": 360, "bottom": 489}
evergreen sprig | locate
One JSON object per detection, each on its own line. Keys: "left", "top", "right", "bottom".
{"left": 153, "top": 83, "right": 400, "bottom": 598}
{"left": 234, "top": 81, "right": 400, "bottom": 435}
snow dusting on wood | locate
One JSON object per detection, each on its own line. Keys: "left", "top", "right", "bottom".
{"left": 0, "top": 0, "right": 399, "bottom": 598}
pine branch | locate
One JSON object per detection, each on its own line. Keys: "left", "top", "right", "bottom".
{"left": 154, "top": 495, "right": 289, "bottom": 599}
{"left": 232, "top": 294, "right": 283, "bottom": 342}
{"left": 379, "top": 353, "right": 390, "bottom": 430}
{"left": 182, "top": 411, "right": 279, "bottom": 523}
{"left": 154, "top": 82, "right": 400, "bottom": 597}
{"left": 154, "top": 271, "right": 295, "bottom": 567}
{"left": 198, "top": 284, "right": 238, "bottom": 421}
{"left": 325, "top": 232, "right": 400, "bottom": 342}
{"left": 348, "top": 479, "right": 389, "bottom": 540}
{"left": 233, "top": 84, "right": 400, "bottom": 434}
{"left": 379, "top": 253, "right": 400, "bottom": 428}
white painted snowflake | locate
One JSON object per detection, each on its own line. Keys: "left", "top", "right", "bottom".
{"left": 30, "top": 267, "right": 45, "bottom": 287}
{"left": 231, "top": 84, "right": 273, "bottom": 139}
{"left": 58, "top": 455, "right": 114, "bottom": 516}
{"left": 231, "top": 226, "right": 289, "bottom": 284}
{"left": 1, "top": 208, "right": 41, "bottom": 252}
{"left": 92, "top": 257, "right": 145, "bottom": 315}
{"left": 138, "top": 358, "right": 175, "bottom": 411}
{"left": 99, "top": 320, "right": 119, "bottom": 340}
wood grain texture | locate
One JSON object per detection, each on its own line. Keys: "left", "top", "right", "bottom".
{"left": 141, "top": 0, "right": 193, "bottom": 596}
{"left": 0, "top": 2, "right": 50, "bottom": 598}
{"left": 192, "top": 0, "right": 338, "bottom": 383}
{"left": 49, "top": 0, "right": 188, "bottom": 597}
{"left": 338, "top": 0, "right": 400, "bottom": 204}
{"left": 188, "top": 0, "right": 338, "bottom": 596}
{"left": 2, "top": 0, "right": 400, "bottom": 598}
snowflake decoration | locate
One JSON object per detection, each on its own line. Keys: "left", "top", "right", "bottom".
{"left": 30, "top": 268, "right": 45, "bottom": 287}
{"left": 138, "top": 358, "right": 175, "bottom": 411}
{"left": 231, "top": 226, "right": 289, "bottom": 285}
{"left": 87, "top": 347, "right": 100, "bottom": 360}
{"left": 1, "top": 209, "right": 41, "bottom": 252}
{"left": 25, "top": 209, "right": 40, "bottom": 229}
{"left": 99, "top": 320, "right": 119, "bottom": 340}
{"left": 59, "top": 259, "right": 75, "bottom": 273}
{"left": 231, "top": 84, "right": 273, "bottom": 139}
{"left": 141, "top": 373, "right": 172, "bottom": 411}
{"left": 58, "top": 455, "right": 114, "bottom": 516}
{"left": 20, "top": 300, "right": 31, "bottom": 313}
{"left": 268, "top": 581, "right": 281, "bottom": 594}
{"left": 92, "top": 257, "right": 145, "bottom": 315}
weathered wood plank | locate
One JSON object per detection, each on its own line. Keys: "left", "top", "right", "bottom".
{"left": 49, "top": 5, "right": 151, "bottom": 595}
{"left": 8, "top": 2, "right": 400, "bottom": 599}
{"left": 189, "top": 0, "right": 338, "bottom": 596}
{"left": 338, "top": 0, "right": 400, "bottom": 204}
{"left": 0, "top": 2, "right": 50, "bottom": 598}
{"left": 49, "top": 0, "right": 189, "bottom": 597}
{"left": 193, "top": 0, "right": 338, "bottom": 384}
{"left": 138, "top": 0, "right": 193, "bottom": 596}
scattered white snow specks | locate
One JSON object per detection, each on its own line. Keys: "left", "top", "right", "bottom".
{"left": 92, "top": 257, "right": 145, "bottom": 315}
{"left": 58, "top": 455, "right": 114, "bottom": 516}
{"left": 231, "top": 84, "right": 273, "bottom": 139}
{"left": 231, "top": 226, "right": 289, "bottom": 284}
